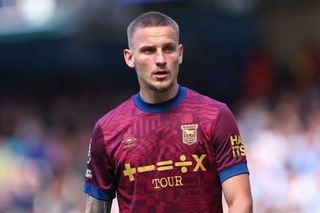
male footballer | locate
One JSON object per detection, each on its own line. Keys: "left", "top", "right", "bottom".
{"left": 84, "top": 11, "right": 253, "bottom": 213}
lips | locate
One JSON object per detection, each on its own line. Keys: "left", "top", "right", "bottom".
{"left": 153, "top": 70, "right": 169, "bottom": 79}
{"left": 154, "top": 70, "right": 168, "bottom": 74}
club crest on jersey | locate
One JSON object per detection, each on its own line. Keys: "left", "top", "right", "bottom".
{"left": 181, "top": 124, "right": 198, "bottom": 145}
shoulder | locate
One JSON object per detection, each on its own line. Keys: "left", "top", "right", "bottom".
{"left": 185, "top": 88, "right": 227, "bottom": 112}
{"left": 94, "top": 95, "right": 136, "bottom": 131}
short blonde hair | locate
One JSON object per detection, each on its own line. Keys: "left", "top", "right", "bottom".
{"left": 127, "top": 11, "right": 180, "bottom": 49}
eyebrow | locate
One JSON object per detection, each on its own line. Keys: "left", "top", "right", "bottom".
{"left": 139, "top": 46, "right": 156, "bottom": 52}
{"left": 139, "top": 42, "right": 177, "bottom": 50}
{"left": 163, "top": 42, "right": 176, "bottom": 48}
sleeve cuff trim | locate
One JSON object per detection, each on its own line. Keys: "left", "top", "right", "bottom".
{"left": 219, "top": 162, "right": 249, "bottom": 183}
{"left": 83, "top": 182, "right": 115, "bottom": 201}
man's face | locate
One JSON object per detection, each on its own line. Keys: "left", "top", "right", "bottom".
{"left": 124, "top": 26, "right": 183, "bottom": 95}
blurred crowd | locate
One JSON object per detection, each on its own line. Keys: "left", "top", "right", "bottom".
{"left": 0, "top": 88, "right": 130, "bottom": 213}
{"left": 237, "top": 44, "right": 320, "bottom": 213}
{"left": 237, "top": 85, "right": 320, "bottom": 213}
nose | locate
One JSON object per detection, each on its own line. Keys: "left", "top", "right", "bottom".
{"left": 155, "top": 50, "right": 166, "bottom": 67}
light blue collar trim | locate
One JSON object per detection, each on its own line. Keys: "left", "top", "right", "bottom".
{"left": 134, "top": 86, "right": 187, "bottom": 113}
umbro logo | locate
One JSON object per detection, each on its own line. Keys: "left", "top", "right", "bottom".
{"left": 121, "top": 137, "right": 136, "bottom": 149}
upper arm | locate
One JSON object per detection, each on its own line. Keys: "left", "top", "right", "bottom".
{"left": 222, "top": 173, "right": 253, "bottom": 213}
{"left": 213, "top": 105, "right": 249, "bottom": 181}
{"left": 85, "top": 195, "right": 112, "bottom": 213}
{"left": 213, "top": 105, "right": 252, "bottom": 211}
{"left": 84, "top": 123, "right": 116, "bottom": 201}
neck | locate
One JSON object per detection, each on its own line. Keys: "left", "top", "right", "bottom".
{"left": 139, "top": 84, "right": 179, "bottom": 104}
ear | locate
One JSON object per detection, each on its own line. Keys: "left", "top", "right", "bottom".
{"left": 178, "top": 44, "right": 183, "bottom": 64}
{"left": 123, "top": 49, "right": 135, "bottom": 68}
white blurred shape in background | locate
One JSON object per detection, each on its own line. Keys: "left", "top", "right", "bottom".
{"left": 17, "top": 0, "right": 56, "bottom": 27}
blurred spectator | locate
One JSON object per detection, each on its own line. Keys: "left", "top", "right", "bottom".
{"left": 237, "top": 85, "right": 320, "bottom": 213}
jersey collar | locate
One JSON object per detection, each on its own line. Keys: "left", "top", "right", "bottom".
{"left": 134, "top": 86, "right": 187, "bottom": 113}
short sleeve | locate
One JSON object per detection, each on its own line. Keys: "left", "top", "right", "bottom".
{"left": 213, "top": 105, "right": 249, "bottom": 183}
{"left": 83, "top": 122, "right": 116, "bottom": 201}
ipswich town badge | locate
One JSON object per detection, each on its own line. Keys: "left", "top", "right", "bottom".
{"left": 181, "top": 124, "right": 198, "bottom": 145}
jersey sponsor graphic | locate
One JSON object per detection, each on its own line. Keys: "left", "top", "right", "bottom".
{"left": 181, "top": 123, "right": 198, "bottom": 145}
{"left": 230, "top": 135, "right": 246, "bottom": 157}
{"left": 152, "top": 176, "right": 183, "bottom": 189}
{"left": 123, "top": 154, "right": 206, "bottom": 189}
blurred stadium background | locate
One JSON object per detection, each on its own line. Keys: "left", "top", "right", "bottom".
{"left": 1, "top": 0, "right": 320, "bottom": 212}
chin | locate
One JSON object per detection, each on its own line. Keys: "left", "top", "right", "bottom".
{"left": 148, "top": 82, "right": 173, "bottom": 93}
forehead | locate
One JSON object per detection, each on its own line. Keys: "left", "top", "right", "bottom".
{"left": 131, "top": 26, "right": 178, "bottom": 47}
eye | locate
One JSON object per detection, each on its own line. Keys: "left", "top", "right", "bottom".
{"left": 141, "top": 47, "right": 155, "bottom": 54}
{"left": 163, "top": 45, "right": 176, "bottom": 53}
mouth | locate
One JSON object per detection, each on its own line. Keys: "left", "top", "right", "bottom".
{"left": 153, "top": 70, "right": 170, "bottom": 80}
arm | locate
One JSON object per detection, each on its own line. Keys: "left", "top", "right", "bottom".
{"left": 85, "top": 195, "right": 112, "bottom": 213}
{"left": 222, "top": 173, "right": 253, "bottom": 213}
{"left": 84, "top": 124, "right": 116, "bottom": 212}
